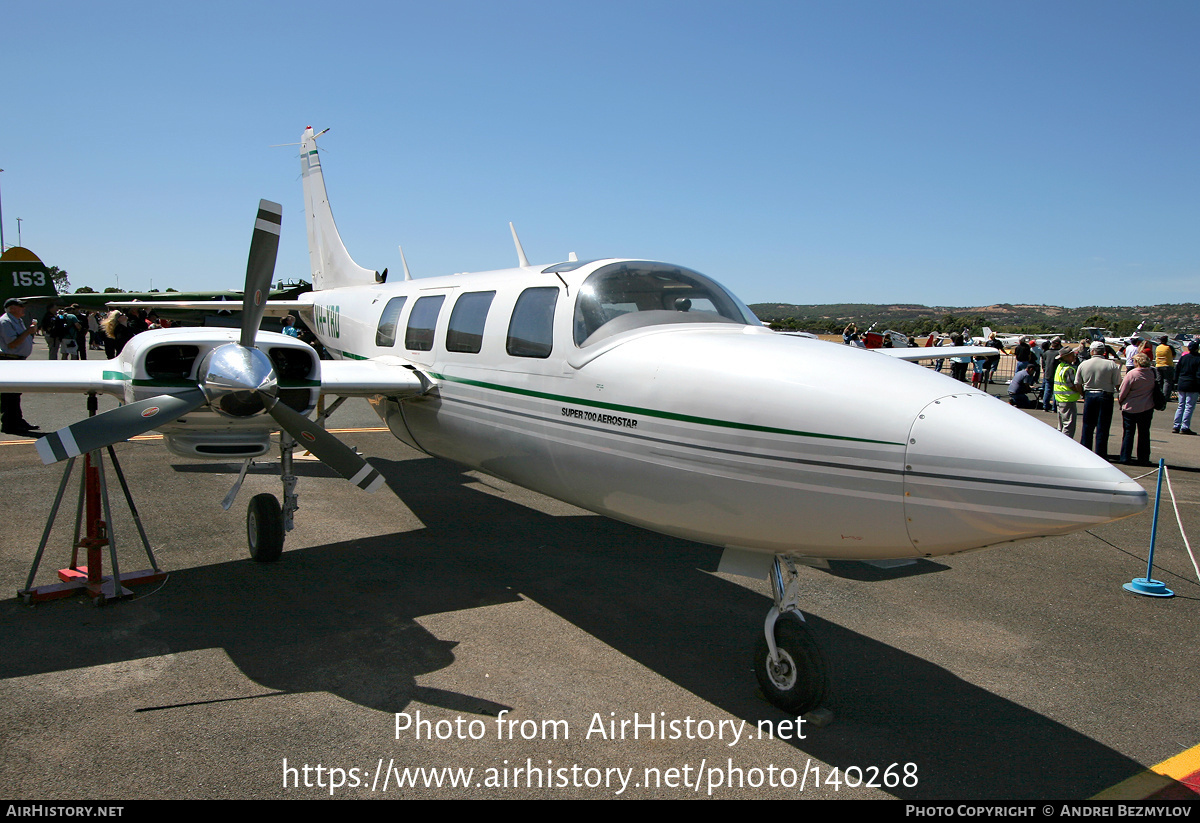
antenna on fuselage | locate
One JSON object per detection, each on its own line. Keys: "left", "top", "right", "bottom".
{"left": 568, "top": 252, "right": 578, "bottom": 262}
{"left": 399, "top": 245, "right": 413, "bottom": 281}
{"left": 509, "top": 222, "right": 530, "bottom": 268}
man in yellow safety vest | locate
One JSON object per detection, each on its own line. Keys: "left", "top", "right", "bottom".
{"left": 1054, "top": 347, "right": 1083, "bottom": 438}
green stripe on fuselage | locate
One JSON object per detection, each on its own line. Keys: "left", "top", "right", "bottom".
{"left": 431, "top": 372, "right": 901, "bottom": 446}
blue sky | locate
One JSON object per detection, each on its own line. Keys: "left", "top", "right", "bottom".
{"left": 1, "top": 1, "right": 1195, "bottom": 307}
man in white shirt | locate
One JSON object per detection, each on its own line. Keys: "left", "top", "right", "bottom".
{"left": 1078, "top": 341, "right": 1123, "bottom": 459}
{"left": 0, "top": 298, "right": 43, "bottom": 436}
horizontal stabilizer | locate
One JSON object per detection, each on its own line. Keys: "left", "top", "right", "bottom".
{"left": 104, "top": 300, "right": 309, "bottom": 317}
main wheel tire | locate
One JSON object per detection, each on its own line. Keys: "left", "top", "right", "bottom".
{"left": 754, "top": 613, "right": 830, "bottom": 714}
{"left": 247, "top": 493, "right": 284, "bottom": 563}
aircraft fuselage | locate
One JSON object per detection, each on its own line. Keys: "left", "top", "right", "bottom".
{"left": 298, "top": 259, "right": 1147, "bottom": 563}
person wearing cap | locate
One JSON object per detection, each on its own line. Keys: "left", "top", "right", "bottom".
{"left": 1053, "top": 346, "right": 1083, "bottom": 438}
{"left": 1077, "top": 340, "right": 1123, "bottom": 458}
{"left": 0, "top": 298, "right": 44, "bottom": 437}
{"left": 1173, "top": 339, "right": 1199, "bottom": 435}
{"left": 1007, "top": 362, "right": 1038, "bottom": 408}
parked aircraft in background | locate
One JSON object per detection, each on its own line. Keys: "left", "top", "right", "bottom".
{"left": 1, "top": 246, "right": 58, "bottom": 303}
{"left": 0, "top": 244, "right": 311, "bottom": 316}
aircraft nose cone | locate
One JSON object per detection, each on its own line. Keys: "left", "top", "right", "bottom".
{"left": 902, "top": 393, "right": 1148, "bottom": 555}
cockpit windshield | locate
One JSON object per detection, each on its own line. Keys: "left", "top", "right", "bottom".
{"left": 573, "top": 262, "right": 757, "bottom": 347}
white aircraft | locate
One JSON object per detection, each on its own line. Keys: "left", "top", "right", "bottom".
{"left": 971, "top": 327, "right": 1022, "bottom": 349}
{"left": 0, "top": 127, "right": 1149, "bottom": 715}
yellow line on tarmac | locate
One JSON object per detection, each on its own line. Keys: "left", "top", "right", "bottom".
{"left": 1092, "top": 742, "right": 1200, "bottom": 799}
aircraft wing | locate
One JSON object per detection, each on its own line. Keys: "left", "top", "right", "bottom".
{"left": 878, "top": 345, "right": 1006, "bottom": 362}
{"left": 105, "top": 300, "right": 309, "bottom": 317}
{"left": 0, "top": 359, "right": 127, "bottom": 396}
{"left": 318, "top": 358, "right": 428, "bottom": 397}
{"left": 0, "top": 353, "right": 425, "bottom": 400}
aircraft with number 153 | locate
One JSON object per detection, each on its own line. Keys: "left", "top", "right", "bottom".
{"left": 0, "top": 127, "right": 1148, "bottom": 714}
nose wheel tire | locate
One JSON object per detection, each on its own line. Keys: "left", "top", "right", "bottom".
{"left": 247, "top": 493, "right": 284, "bottom": 563}
{"left": 754, "top": 613, "right": 829, "bottom": 714}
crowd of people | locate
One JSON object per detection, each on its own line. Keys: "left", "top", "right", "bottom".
{"left": 997, "top": 334, "right": 1196, "bottom": 467}
{"left": 0, "top": 299, "right": 174, "bottom": 435}
{"left": 29, "top": 303, "right": 175, "bottom": 362}
{"left": 995, "top": 334, "right": 1197, "bottom": 467}
{"left": 841, "top": 324, "right": 1198, "bottom": 469}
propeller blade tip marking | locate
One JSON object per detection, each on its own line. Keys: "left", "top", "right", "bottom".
{"left": 35, "top": 437, "right": 57, "bottom": 465}
{"left": 350, "top": 463, "right": 384, "bottom": 492}
{"left": 36, "top": 428, "right": 80, "bottom": 464}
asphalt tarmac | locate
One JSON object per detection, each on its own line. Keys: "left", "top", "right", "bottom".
{"left": 1, "top": 350, "right": 1197, "bottom": 799}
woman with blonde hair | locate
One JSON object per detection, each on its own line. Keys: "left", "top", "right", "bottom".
{"left": 101, "top": 310, "right": 134, "bottom": 357}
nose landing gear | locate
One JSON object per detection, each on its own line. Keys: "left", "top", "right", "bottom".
{"left": 755, "top": 555, "right": 830, "bottom": 714}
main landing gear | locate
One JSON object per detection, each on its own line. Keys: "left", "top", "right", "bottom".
{"left": 754, "top": 555, "right": 830, "bottom": 714}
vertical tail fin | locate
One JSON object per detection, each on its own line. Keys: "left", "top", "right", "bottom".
{"left": 300, "top": 126, "right": 376, "bottom": 291}
{"left": 0, "top": 246, "right": 58, "bottom": 303}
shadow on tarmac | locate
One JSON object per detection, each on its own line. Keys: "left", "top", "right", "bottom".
{"left": 0, "top": 454, "right": 1144, "bottom": 799}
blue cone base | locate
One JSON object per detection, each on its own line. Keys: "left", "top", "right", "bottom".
{"left": 1123, "top": 577, "right": 1174, "bottom": 597}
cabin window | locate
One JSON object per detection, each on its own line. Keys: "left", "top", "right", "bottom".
{"left": 375, "top": 296, "right": 408, "bottom": 347}
{"left": 572, "top": 262, "right": 756, "bottom": 347}
{"left": 446, "top": 291, "right": 495, "bottom": 354}
{"left": 506, "top": 287, "right": 558, "bottom": 358}
{"left": 405, "top": 295, "right": 445, "bottom": 351}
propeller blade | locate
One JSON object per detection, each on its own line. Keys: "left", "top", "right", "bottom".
{"left": 35, "top": 389, "right": 207, "bottom": 465}
{"left": 241, "top": 199, "right": 283, "bottom": 348}
{"left": 265, "top": 398, "right": 385, "bottom": 492}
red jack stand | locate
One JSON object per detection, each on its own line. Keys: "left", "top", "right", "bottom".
{"left": 19, "top": 396, "right": 167, "bottom": 606}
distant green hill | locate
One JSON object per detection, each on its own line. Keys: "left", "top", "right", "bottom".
{"left": 748, "top": 302, "right": 1200, "bottom": 338}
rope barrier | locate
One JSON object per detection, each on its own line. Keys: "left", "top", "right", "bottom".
{"left": 1162, "top": 464, "right": 1200, "bottom": 586}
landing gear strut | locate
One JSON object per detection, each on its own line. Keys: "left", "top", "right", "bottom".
{"left": 225, "top": 434, "right": 300, "bottom": 563}
{"left": 754, "top": 555, "right": 830, "bottom": 713}
{"left": 225, "top": 396, "right": 354, "bottom": 561}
